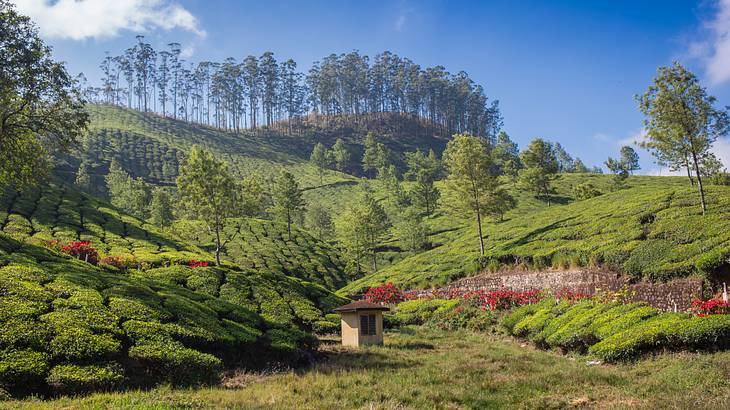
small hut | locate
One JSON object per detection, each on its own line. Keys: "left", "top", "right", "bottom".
{"left": 333, "top": 300, "right": 390, "bottom": 347}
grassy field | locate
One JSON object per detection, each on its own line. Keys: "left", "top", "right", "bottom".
{"left": 341, "top": 174, "right": 730, "bottom": 294}
{"left": 7, "top": 326, "right": 729, "bottom": 409}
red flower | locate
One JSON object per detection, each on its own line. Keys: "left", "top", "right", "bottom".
{"left": 60, "top": 241, "right": 99, "bottom": 265}
{"left": 691, "top": 298, "right": 729, "bottom": 316}
{"left": 188, "top": 260, "right": 210, "bottom": 268}
{"left": 364, "top": 283, "right": 405, "bottom": 304}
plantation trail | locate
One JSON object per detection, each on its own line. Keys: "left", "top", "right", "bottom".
{"left": 408, "top": 267, "right": 704, "bottom": 311}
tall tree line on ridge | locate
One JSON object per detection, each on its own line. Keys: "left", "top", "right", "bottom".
{"left": 92, "top": 39, "right": 501, "bottom": 139}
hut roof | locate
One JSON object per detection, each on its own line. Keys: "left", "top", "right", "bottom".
{"left": 333, "top": 300, "right": 390, "bottom": 313}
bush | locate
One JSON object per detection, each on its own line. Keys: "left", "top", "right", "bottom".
{"left": 392, "top": 299, "right": 460, "bottom": 326}
{"left": 709, "top": 172, "right": 730, "bottom": 186}
{"left": 676, "top": 315, "right": 730, "bottom": 349}
{"left": 502, "top": 298, "right": 554, "bottom": 332}
{"left": 48, "top": 329, "right": 121, "bottom": 361}
{"left": 512, "top": 299, "right": 570, "bottom": 338}
{"left": 426, "top": 304, "right": 494, "bottom": 332}
{"left": 60, "top": 241, "right": 99, "bottom": 265}
{"left": 694, "top": 248, "right": 730, "bottom": 279}
{"left": 573, "top": 182, "right": 601, "bottom": 200}
{"left": 312, "top": 320, "right": 340, "bottom": 335}
{"left": 364, "top": 283, "right": 404, "bottom": 304}
{"left": 588, "top": 313, "right": 689, "bottom": 361}
{"left": 531, "top": 301, "right": 594, "bottom": 346}
{"left": 46, "top": 363, "right": 124, "bottom": 394}
{"left": 128, "top": 340, "right": 222, "bottom": 385}
{"left": 100, "top": 254, "right": 136, "bottom": 270}
{"left": 544, "top": 303, "right": 614, "bottom": 350}
{"left": 591, "top": 305, "right": 658, "bottom": 340}
{"left": 0, "top": 349, "right": 49, "bottom": 388}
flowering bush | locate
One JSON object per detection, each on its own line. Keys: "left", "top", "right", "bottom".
{"left": 61, "top": 241, "right": 99, "bottom": 265}
{"left": 465, "top": 290, "right": 542, "bottom": 310}
{"left": 100, "top": 255, "right": 137, "bottom": 270}
{"left": 364, "top": 283, "right": 405, "bottom": 304}
{"left": 188, "top": 260, "right": 210, "bottom": 268}
{"left": 691, "top": 298, "right": 730, "bottom": 316}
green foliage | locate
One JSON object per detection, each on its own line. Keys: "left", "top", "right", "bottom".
{"left": 0, "top": 1, "right": 89, "bottom": 187}
{"left": 309, "top": 142, "right": 331, "bottom": 183}
{"left": 394, "top": 207, "right": 429, "bottom": 252}
{"left": 390, "top": 299, "right": 460, "bottom": 326}
{"left": 573, "top": 182, "right": 601, "bottom": 200}
{"left": 46, "top": 363, "right": 124, "bottom": 394}
{"left": 588, "top": 313, "right": 688, "bottom": 361}
{"left": 0, "top": 349, "right": 49, "bottom": 389}
{"left": 128, "top": 340, "right": 223, "bottom": 385}
{"left": 149, "top": 187, "right": 174, "bottom": 227}
{"left": 270, "top": 171, "right": 306, "bottom": 240}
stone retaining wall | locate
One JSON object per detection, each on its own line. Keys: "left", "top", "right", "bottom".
{"left": 408, "top": 269, "right": 705, "bottom": 311}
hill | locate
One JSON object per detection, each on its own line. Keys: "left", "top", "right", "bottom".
{"left": 0, "top": 181, "right": 348, "bottom": 396}
{"left": 339, "top": 174, "right": 730, "bottom": 294}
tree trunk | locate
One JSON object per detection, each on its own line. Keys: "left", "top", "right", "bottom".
{"left": 214, "top": 227, "right": 222, "bottom": 266}
{"left": 691, "top": 151, "right": 707, "bottom": 215}
{"left": 685, "top": 157, "right": 695, "bottom": 186}
{"left": 476, "top": 208, "right": 485, "bottom": 256}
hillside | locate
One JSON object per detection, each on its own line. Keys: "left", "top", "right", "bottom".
{"left": 172, "top": 218, "right": 349, "bottom": 289}
{"left": 57, "top": 105, "right": 452, "bottom": 189}
{"left": 339, "top": 174, "right": 730, "bottom": 294}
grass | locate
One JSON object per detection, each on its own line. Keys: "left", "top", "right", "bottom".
{"left": 6, "top": 326, "right": 730, "bottom": 409}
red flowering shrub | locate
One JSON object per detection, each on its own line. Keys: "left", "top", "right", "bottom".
{"left": 100, "top": 255, "right": 137, "bottom": 270}
{"left": 464, "top": 290, "right": 542, "bottom": 310}
{"left": 364, "top": 283, "right": 405, "bottom": 304}
{"left": 60, "top": 241, "right": 99, "bottom": 265}
{"left": 37, "top": 239, "right": 62, "bottom": 252}
{"left": 188, "top": 260, "right": 210, "bottom": 268}
{"left": 691, "top": 298, "right": 730, "bottom": 316}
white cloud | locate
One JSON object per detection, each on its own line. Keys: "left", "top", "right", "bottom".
{"left": 690, "top": 0, "right": 730, "bottom": 85}
{"left": 617, "top": 128, "right": 648, "bottom": 147}
{"left": 12, "top": 0, "right": 206, "bottom": 41}
{"left": 394, "top": 14, "right": 407, "bottom": 31}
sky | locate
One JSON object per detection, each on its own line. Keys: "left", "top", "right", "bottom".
{"left": 10, "top": 0, "right": 730, "bottom": 174}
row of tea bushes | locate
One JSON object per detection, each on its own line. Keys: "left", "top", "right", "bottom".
{"left": 0, "top": 233, "right": 340, "bottom": 398}
{"left": 502, "top": 298, "right": 730, "bottom": 361}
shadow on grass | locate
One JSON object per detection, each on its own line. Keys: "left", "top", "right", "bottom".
{"left": 387, "top": 342, "right": 435, "bottom": 350}
{"left": 300, "top": 349, "right": 415, "bottom": 375}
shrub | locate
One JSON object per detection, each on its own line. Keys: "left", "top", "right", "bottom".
{"left": 676, "top": 315, "right": 730, "bottom": 349}
{"left": 48, "top": 329, "right": 121, "bottom": 360}
{"left": 512, "top": 299, "right": 570, "bottom": 337}
{"left": 573, "top": 182, "right": 601, "bottom": 200}
{"left": 128, "top": 340, "right": 222, "bottom": 385}
{"left": 691, "top": 298, "right": 730, "bottom": 316}
{"left": 60, "top": 241, "right": 99, "bottom": 265}
{"left": 709, "top": 172, "right": 730, "bottom": 186}
{"left": 502, "top": 298, "right": 554, "bottom": 332}
{"left": 592, "top": 305, "right": 658, "bottom": 340}
{"left": 364, "top": 283, "right": 405, "bottom": 304}
{"left": 100, "top": 254, "right": 136, "bottom": 270}
{"left": 531, "top": 301, "right": 594, "bottom": 346}
{"left": 588, "top": 313, "right": 689, "bottom": 361}
{"left": 694, "top": 248, "right": 730, "bottom": 279}
{"left": 427, "top": 304, "right": 494, "bottom": 332}
{"left": 188, "top": 260, "right": 210, "bottom": 268}
{"left": 0, "top": 349, "right": 49, "bottom": 388}
{"left": 545, "top": 303, "right": 614, "bottom": 350}
{"left": 312, "top": 320, "right": 340, "bottom": 334}
{"left": 47, "top": 363, "right": 124, "bottom": 394}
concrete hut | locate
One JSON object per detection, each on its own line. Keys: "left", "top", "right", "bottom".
{"left": 333, "top": 300, "right": 390, "bottom": 347}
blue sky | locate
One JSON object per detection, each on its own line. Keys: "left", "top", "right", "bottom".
{"left": 12, "top": 0, "right": 730, "bottom": 173}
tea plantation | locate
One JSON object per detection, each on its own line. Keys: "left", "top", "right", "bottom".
{"left": 340, "top": 175, "right": 729, "bottom": 294}
{"left": 172, "top": 218, "right": 349, "bottom": 289}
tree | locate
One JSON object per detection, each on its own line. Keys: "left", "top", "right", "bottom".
{"left": 105, "top": 160, "right": 150, "bottom": 219}
{"left": 637, "top": 62, "right": 730, "bottom": 215}
{"left": 176, "top": 146, "right": 240, "bottom": 265}
{"left": 358, "top": 190, "right": 390, "bottom": 271}
{"left": 306, "top": 203, "right": 333, "bottom": 241}
{"left": 240, "top": 173, "right": 269, "bottom": 217}
{"left": 572, "top": 158, "right": 589, "bottom": 173}
{"left": 0, "top": 1, "right": 89, "bottom": 187}
{"left": 149, "top": 187, "right": 174, "bottom": 227}
{"left": 74, "top": 162, "right": 92, "bottom": 192}
{"left": 271, "top": 171, "right": 305, "bottom": 240}
{"left": 518, "top": 138, "right": 559, "bottom": 203}
{"left": 330, "top": 138, "right": 351, "bottom": 172}
{"left": 620, "top": 146, "right": 641, "bottom": 174}
{"left": 310, "top": 142, "right": 330, "bottom": 183}
{"left": 442, "top": 134, "right": 506, "bottom": 255}
{"left": 605, "top": 156, "right": 629, "bottom": 189}
{"left": 395, "top": 207, "right": 428, "bottom": 252}
{"left": 409, "top": 169, "right": 440, "bottom": 215}
{"left": 362, "top": 133, "right": 379, "bottom": 177}
{"left": 484, "top": 188, "right": 516, "bottom": 221}
{"left": 553, "top": 142, "right": 574, "bottom": 172}
{"left": 493, "top": 131, "right": 522, "bottom": 180}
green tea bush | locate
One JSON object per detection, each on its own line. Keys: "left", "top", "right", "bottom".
{"left": 502, "top": 298, "right": 554, "bottom": 332}
{"left": 426, "top": 304, "right": 494, "bottom": 332}
{"left": 531, "top": 301, "right": 594, "bottom": 346}
{"left": 392, "top": 299, "right": 460, "bottom": 325}
{"left": 0, "top": 349, "right": 49, "bottom": 390}
{"left": 544, "top": 303, "right": 614, "bottom": 350}
{"left": 46, "top": 363, "right": 124, "bottom": 394}
{"left": 48, "top": 329, "right": 121, "bottom": 361}
{"left": 694, "top": 247, "right": 730, "bottom": 279}
{"left": 675, "top": 315, "right": 730, "bottom": 349}
{"left": 591, "top": 305, "right": 658, "bottom": 340}
{"left": 128, "top": 340, "right": 223, "bottom": 385}
{"left": 588, "top": 313, "right": 689, "bottom": 361}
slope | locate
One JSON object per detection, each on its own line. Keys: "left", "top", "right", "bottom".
{"left": 338, "top": 174, "right": 730, "bottom": 294}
